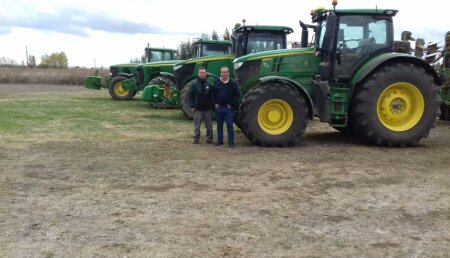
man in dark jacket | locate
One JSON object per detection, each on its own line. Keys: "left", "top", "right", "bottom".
{"left": 188, "top": 67, "right": 214, "bottom": 144}
{"left": 212, "top": 66, "right": 240, "bottom": 148}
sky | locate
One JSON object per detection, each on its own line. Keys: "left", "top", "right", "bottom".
{"left": 0, "top": 0, "right": 449, "bottom": 68}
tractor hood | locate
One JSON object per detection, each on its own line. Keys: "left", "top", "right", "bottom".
{"left": 174, "top": 54, "right": 235, "bottom": 67}
{"left": 110, "top": 63, "right": 139, "bottom": 69}
{"left": 233, "top": 47, "right": 315, "bottom": 63}
{"left": 137, "top": 60, "right": 184, "bottom": 69}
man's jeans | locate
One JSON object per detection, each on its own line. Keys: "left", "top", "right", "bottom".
{"left": 215, "top": 107, "right": 234, "bottom": 144}
{"left": 194, "top": 110, "right": 213, "bottom": 142}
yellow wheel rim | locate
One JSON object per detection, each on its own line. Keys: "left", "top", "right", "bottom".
{"left": 377, "top": 82, "right": 424, "bottom": 131}
{"left": 258, "top": 99, "right": 293, "bottom": 135}
{"left": 161, "top": 85, "right": 171, "bottom": 98}
{"left": 113, "top": 81, "right": 128, "bottom": 97}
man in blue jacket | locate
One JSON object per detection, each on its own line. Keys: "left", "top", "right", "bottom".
{"left": 213, "top": 66, "right": 240, "bottom": 148}
{"left": 188, "top": 67, "right": 214, "bottom": 144}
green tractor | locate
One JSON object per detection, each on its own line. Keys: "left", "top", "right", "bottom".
{"left": 174, "top": 25, "right": 294, "bottom": 119}
{"left": 85, "top": 46, "right": 177, "bottom": 100}
{"left": 439, "top": 31, "right": 450, "bottom": 120}
{"left": 233, "top": 2, "right": 441, "bottom": 147}
{"left": 141, "top": 39, "right": 232, "bottom": 108}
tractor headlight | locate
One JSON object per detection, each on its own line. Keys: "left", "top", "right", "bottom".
{"left": 173, "top": 65, "right": 182, "bottom": 71}
{"left": 233, "top": 62, "right": 244, "bottom": 70}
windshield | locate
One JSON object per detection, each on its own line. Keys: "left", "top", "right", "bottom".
{"left": 246, "top": 32, "right": 284, "bottom": 54}
{"left": 163, "top": 51, "right": 173, "bottom": 60}
{"left": 201, "top": 44, "right": 231, "bottom": 57}
{"left": 149, "top": 50, "right": 163, "bottom": 62}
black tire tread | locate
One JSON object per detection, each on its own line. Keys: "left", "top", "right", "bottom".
{"left": 352, "top": 62, "right": 439, "bottom": 147}
{"left": 108, "top": 76, "right": 137, "bottom": 101}
{"left": 240, "top": 83, "right": 308, "bottom": 147}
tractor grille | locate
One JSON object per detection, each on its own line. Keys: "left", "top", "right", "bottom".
{"left": 110, "top": 66, "right": 119, "bottom": 77}
{"left": 234, "top": 60, "right": 261, "bottom": 85}
{"left": 136, "top": 67, "right": 144, "bottom": 86}
{"left": 174, "top": 63, "right": 195, "bottom": 90}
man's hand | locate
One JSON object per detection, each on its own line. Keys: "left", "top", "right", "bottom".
{"left": 191, "top": 108, "right": 196, "bottom": 113}
{"left": 215, "top": 104, "right": 220, "bottom": 109}
{"left": 226, "top": 104, "right": 231, "bottom": 109}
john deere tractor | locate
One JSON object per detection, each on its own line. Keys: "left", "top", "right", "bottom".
{"left": 174, "top": 25, "right": 294, "bottom": 119}
{"left": 141, "top": 39, "right": 232, "bottom": 108}
{"left": 85, "top": 46, "right": 177, "bottom": 100}
{"left": 232, "top": 2, "right": 441, "bottom": 147}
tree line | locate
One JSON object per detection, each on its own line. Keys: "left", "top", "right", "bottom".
{"left": 0, "top": 52, "right": 68, "bottom": 69}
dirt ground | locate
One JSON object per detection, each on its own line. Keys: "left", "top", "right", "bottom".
{"left": 1, "top": 84, "right": 449, "bottom": 257}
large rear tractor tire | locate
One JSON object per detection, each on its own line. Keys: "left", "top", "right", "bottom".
{"left": 352, "top": 62, "right": 439, "bottom": 146}
{"left": 180, "top": 81, "right": 195, "bottom": 120}
{"left": 147, "top": 76, "right": 177, "bottom": 109}
{"left": 240, "top": 83, "right": 308, "bottom": 147}
{"left": 108, "top": 76, "right": 137, "bottom": 100}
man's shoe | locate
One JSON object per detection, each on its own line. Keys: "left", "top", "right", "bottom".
{"left": 193, "top": 140, "right": 199, "bottom": 144}
{"left": 207, "top": 141, "right": 214, "bottom": 144}
{"left": 229, "top": 143, "right": 235, "bottom": 148}
{"left": 214, "top": 142, "right": 223, "bottom": 146}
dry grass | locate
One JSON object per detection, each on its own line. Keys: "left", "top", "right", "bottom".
{"left": 1, "top": 84, "right": 450, "bottom": 257}
{"left": 0, "top": 67, "right": 109, "bottom": 85}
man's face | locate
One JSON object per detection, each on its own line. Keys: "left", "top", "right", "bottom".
{"left": 198, "top": 69, "right": 206, "bottom": 79}
{"left": 220, "top": 68, "right": 229, "bottom": 80}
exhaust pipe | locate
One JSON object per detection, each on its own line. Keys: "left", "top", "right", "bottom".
{"left": 299, "top": 20, "right": 308, "bottom": 48}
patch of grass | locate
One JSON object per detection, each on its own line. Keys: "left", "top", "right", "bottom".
{"left": 0, "top": 86, "right": 192, "bottom": 145}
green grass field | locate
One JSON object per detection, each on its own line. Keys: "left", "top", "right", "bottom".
{"left": 0, "top": 84, "right": 193, "bottom": 148}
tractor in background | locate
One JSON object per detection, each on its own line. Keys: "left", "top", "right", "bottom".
{"left": 85, "top": 46, "right": 176, "bottom": 100}
{"left": 171, "top": 25, "right": 294, "bottom": 119}
{"left": 141, "top": 39, "right": 232, "bottom": 108}
{"left": 232, "top": 1, "right": 441, "bottom": 147}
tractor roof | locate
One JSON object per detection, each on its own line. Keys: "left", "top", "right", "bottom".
{"left": 194, "top": 39, "right": 232, "bottom": 45}
{"left": 311, "top": 8, "right": 398, "bottom": 22}
{"left": 234, "top": 25, "right": 294, "bottom": 34}
{"left": 146, "top": 47, "right": 176, "bottom": 52}
{"left": 334, "top": 9, "right": 398, "bottom": 16}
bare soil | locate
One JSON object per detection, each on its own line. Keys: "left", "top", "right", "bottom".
{"left": 1, "top": 84, "right": 449, "bottom": 257}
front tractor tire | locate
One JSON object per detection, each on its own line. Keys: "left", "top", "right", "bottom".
{"left": 180, "top": 81, "right": 195, "bottom": 120}
{"left": 352, "top": 62, "right": 439, "bottom": 147}
{"left": 240, "top": 83, "right": 308, "bottom": 147}
{"left": 147, "top": 76, "right": 177, "bottom": 108}
{"left": 108, "top": 76, "right": 137, "bottom": 101}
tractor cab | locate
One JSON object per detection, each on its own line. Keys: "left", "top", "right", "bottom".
{"left": 232, "top": 25, "right": 293, "bottom": 57}
{"left": 193, "top": 39, "right": 232, "bottom": 58}
{"left": 311, "top": 6, "right": 397, "bottom": 82}
{"left": 308, "top": 4, "right": 399, "bottom": 125}
{"left": 145, "top": 47, "right": 177, "bottom": 62}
